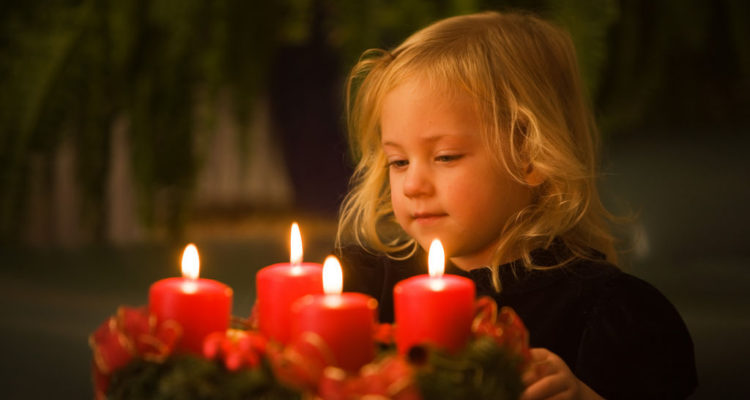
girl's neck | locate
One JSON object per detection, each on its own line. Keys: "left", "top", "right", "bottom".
{"left": 449, "top": 245, "right": 518, "bottom": 272}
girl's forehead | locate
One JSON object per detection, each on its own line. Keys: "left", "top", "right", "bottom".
{"left": 384, "top": 70, "right": 465, "bottom": 98}
{"left": 379, "top": 77, "right": 483, "bottom": 126}
{"left": 381, "top": 82, "right": 485, "bottom": 141}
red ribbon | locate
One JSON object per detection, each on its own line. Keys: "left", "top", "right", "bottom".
{"left": 203, "top": 329, "right": 268, "bottom": 371}
{"left": 317, "top": 356, "right": 421, "bottom": 400}
{"left": 472, "top": 296, "right": 531, "bottom": 367}
{"left": 89, "top": 306, "right": 181, "bottom": 399}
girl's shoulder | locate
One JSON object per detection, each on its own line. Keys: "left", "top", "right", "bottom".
{"left": 565, "top": 260, "right": 698, "bottom": 398}
{"left": 510, "top": 256, "right": 698, "bottom": 398}
{"left": 560, "top": 258, "right": 684, "bottom": 325}
{"left": 503, "top": 249, "right": 667, "bottom": 305}
{"left": 544, "top": 257, "right": 689, "bottom": 333}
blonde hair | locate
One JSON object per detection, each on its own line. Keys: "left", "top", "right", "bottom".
{"left": 337, "top": 11, "right": 618, "bottom": 289}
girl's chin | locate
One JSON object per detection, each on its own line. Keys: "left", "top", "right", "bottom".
{"left": 415, "top": 237, "right": 454, "bottom": 255}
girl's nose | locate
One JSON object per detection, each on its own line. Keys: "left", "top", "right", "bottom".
{"left": 402, "top": 163, "right": 433, "bottom": 198}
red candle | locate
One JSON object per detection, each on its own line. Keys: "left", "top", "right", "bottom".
{"left": 394, "top": 239, "right": 475, "bottom": 354}
{"left": 149, "top": 244, "right": 233, "bottom": 354}
{"left": 255, "top": 223, "right": 324, "bottom": 344}
{"left": 291, "top": 256, "right": 378, "bottom": 372}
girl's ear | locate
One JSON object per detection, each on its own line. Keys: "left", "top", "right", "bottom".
{"left": 524, "top": 163, "right": 545, "bottom": 187}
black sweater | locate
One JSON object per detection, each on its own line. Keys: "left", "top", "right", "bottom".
{"left": 337, "top": 244, "right": 698, "bottom": 399}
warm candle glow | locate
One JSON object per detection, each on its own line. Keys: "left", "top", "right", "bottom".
{"left": 428, "top": 239, "right": 445, "bottom": 278}
{"left": 181, "top": 244, "right": 200, "bottom": 280}
{"left": 290, "top": 222, "right": 303, "bottom": 265}
{"left": 322, "top": 256, "right": 343, "bottom": 295}
{"left": 151, "top": 242, "right": 233, "bottom": 353}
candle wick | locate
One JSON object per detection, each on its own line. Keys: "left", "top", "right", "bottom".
{"left": 182, "top": 279, "right": 199, "bottom": 294}
{"left": 429, "top": 276, "right": 446, "bottom": 291}
{"left": 290, "top": 264, "right": 303, "bottom": 276}
{"left": 325, "top": 293, "right": 344, "bottom": 307}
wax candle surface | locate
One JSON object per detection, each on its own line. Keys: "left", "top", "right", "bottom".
{"left": 255, "top": 223, "right": 324, "bottom": 344}
{"left": 394, "top": 275, "right": 475, "bottom": 354}
{"left": 255, "top": 262, "right": 323, "bottom": 344}
{"left": 149, "top": 244, "right": 233, "bottom": 354}
{"left": 290, "top": 256, "right": 378, "bottom": 372}
{"left": 292, "top": 292, "right": 377, "bottom": 372}
{"left": 393, "top": 239, "right": 475, "bottom": 354}
{"left": 149, "top": 277, "right": 233, "bottom": 353}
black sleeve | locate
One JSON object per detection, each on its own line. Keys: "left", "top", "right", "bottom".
{"left": 575, "top": 274, "right": 698, "bottom": 399}
{"left": 336, "top": 245, "right": 424, "bottom": 323}
{"left": 337, "top": 245, "right": 386, "bottom": 301}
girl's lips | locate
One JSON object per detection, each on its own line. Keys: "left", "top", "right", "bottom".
{"left": 412, "top": 212, "right": 447, "bottom": 223}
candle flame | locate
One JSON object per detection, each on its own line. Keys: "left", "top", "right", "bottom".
{"left": 322, "top": 255, "right": 343, "bottom": 295}
{"left": 290, "top": 222, "right": 303, "bottom": 265}
{"left": 428, "top": 239, "right": 445, "bottom": 278}
{"left": 181, "top": 243, "right": 200, "bottom": 280}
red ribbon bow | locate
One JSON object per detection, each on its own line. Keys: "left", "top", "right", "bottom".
{"left": 203, "top": 329, "right": 268, "bottom": 371}
{"left": 472, "top": 296, "right": 531, "bottom": 367}
{"left": 89, "top": 306, "right": 181, "bottom": 399}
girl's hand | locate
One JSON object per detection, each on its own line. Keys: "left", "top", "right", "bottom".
{"left": 520, "top": 348, "right": 604, "bottom": 400}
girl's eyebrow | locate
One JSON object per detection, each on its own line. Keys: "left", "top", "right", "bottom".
{"left": 382, "top": 134, "right": 452, "bottom": 148}
{"left": 381, "top": 141, "right": 403, "bottom": 151}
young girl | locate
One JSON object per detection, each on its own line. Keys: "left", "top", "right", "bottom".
{"left": 335, "top": 11, "right": 697, "bottom": 400}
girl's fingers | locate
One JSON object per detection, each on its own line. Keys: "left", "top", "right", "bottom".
{"left": 529, "top": 348, "right": 551, "bottom": 361}
{"left": 521, "top": 348, "right": 580, "bottom": 400}
{"left": 520, "top": 373, "right": 569, "bottom": 400}
{"left": 522, "top": 368, "right": 537, "bottom": 385}
{"left": 545, "top": 392, "right": 576, "bottom": 400}
{"left": 523, "top": 358, "right": 552, "bottom": 385}
{"left": 523, "top": 348, "right": 557, "bottom": 385}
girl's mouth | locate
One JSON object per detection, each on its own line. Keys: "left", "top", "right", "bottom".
{"left": 412, "top": 212, "right": 447, "bottom": 223}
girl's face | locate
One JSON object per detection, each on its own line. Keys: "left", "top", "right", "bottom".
{"left": 381, "top": 79, "right": 533, "bottom": 270}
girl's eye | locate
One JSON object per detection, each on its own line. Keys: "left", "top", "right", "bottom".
{"left": 388, "top": 159, "right": 409, "bottom": 169}
{"left": 435, "top": 154, "right": 462, "bottom": 163}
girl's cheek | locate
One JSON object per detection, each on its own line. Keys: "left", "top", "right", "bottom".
{"left": 389, "top": 177, "right": 404, "bottom": 202}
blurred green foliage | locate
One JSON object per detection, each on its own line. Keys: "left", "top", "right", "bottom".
{"left": 1, "top": 0, "right": 309, "bottom": 240}
{"left": 1, "top": 0, "right": 747, "bottom": 243}
{"left": 596, "top": 0, "right": 750, "bottom": 134}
